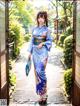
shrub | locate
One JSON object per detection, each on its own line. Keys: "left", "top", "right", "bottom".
{"left": 24, "top": 34, "right": 31, "bottom": 42}
{"left": 9, "top": 20, "right": 25, "bottom": 58}
{"left": 59, "top": 34, "right": 66, "bottom": 46}
{"left": 9, "top": 59, "right": 16, "bottom": 97}
{"left": 9, "top": 71, "right": 16, "bottom": 86}
{"left": 64, "top": 26, "right": 73, "bottom": 37}
{"left": 64, "top": 68, "right": 73, "bottom": 96}
{"left": 66, "top": 26, "right": 73, "bottom": 35}
{"left": 9, "top": 59, "right": 16, "bottom": 87}
{"left": 64, "top": 35, "right": 73, "bottom": 68}
{"left": 13, "top": 46, "right": 20, "bottom": 58}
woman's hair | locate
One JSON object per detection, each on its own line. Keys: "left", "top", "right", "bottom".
{"left": 36, "top": 11, "right": 48, "bottom": 27}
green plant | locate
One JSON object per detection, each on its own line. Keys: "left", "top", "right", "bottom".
{"left": 9, "top": 59, "right": 16, "bottom": 98}
{"left": 9, "top": 59, "right": 16, "bottom": 87}
{"left": 64, "top": 26, "right": 73, "bottom": 37}
{"left": 59, "top": 34, "right": 66, "bottom": 46}
{"left": 9, "top": 20, "right": 25, "bottom": 58}
{"left": 13, "top": 46, "right": 20, "bottom": 58}
{"left": 9, "top": 71, "right": 16, "bottom": 86}
{"left": 24, "top": 34, "right": 31, "bottom": 42}
{"left": 64, "top": 35, "right": 73, "bottom": 68}
{"left": 66, "top": 26, "right": 73, "bottom": 35}
{"left": 64, "top": 68, "right": 73, "bottom": 96}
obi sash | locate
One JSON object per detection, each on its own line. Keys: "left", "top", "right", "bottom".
{"left": 33, "top": 36, "right": 46, "bottom": 45}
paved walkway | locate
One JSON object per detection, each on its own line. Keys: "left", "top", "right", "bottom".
{"left": 9, "top": 42, "right": 71, "bottom": 106}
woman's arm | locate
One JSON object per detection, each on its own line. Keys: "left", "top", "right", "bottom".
{"left": 37, "top": 28, "right": 53, "bottom": 50}
{"left": 43, "top": 28, "right": 53, "bottom": 51}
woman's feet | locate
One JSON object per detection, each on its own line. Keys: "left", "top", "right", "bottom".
{"left": 38, "top": 95, "right": 48, "bottom": 105}
{"left": 42, "top": 97, "right": 47, "bottom": 105}
{"left": 38, "top": 98, "right": 43, "bottom": 105}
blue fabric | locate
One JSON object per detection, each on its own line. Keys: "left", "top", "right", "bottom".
{"left": 27, "top": 25, "right": 53, "bottom": 95}
{"left": 25, "top": 58, "right": 31, "bottom": 76}
{"left": 27, "top": 25, "right": 53, "bottom": 53}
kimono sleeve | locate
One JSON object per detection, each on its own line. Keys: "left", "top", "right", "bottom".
{"left": 44, "top": 28, "right": 53, "bottom": 51}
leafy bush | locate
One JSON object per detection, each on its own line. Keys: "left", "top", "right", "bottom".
{"left": 9, "top": 59, "right": 16, "bottom": 98}
{"left": 9, "top": 20, "right": 25, "bottom": 58}
{"left": 64, "top": 35, "right": 73, "bottom": 68}
{"left": 66, "top": 27, "right": 73, "bottom": 35}
{"left": 24, "top": 34, "right": 31, "bottom": 42}
{"left": 9, "top": 59, "right": 16, "bottom": 87}
{"left": 13, "top": 46, "right": 20, "bottom": 58}
{"left": 64, "top": 68, "right": 73, "bottom": 96}
{"left": 59, "top": 34, "right": 66, "bottom": 46}
{"left": 9, "top": 71, "right": 16, "bottom": 86}
{"left": 64, "top": 26, "right": 73, "bottom": 37}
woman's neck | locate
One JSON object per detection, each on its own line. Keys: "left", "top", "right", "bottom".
{"left": 39, "top": 24, "right": 45, "bottom": 28}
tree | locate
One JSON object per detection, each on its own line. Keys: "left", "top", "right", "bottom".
{"left": 49, "top": 0, "right": 59, "bottom": 44}
{"left": 9, "top": 0, "right": 35, "bottom": 33}
{"left": 49, "top": 0, "right": 73, "bottom": 31}
{"left": 58, "top": 1, "right": 73, "bottom": 30}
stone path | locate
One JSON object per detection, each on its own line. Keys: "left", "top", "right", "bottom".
{"left": 9, "top": 42, "right": 71, "bottom": 106}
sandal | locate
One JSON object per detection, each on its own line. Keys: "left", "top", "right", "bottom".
{"left": 38, "top": 95, "right": 48, "bottom": 105}
{"left": 42, "top": 97, "right": 47, "bottom": 104}
{"left": 38, "top": 98, "right": 43, "bottom": 105}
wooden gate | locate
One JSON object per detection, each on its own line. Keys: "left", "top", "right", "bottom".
{"left": 72, "top": 1, "right": 80, "bottom": 106}
{"left": 0, "top": 0, "right": 9, "bottom": 105}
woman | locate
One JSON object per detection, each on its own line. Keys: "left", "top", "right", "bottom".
{"left": 27, "top": 11, "right": 53, "bottom": 104}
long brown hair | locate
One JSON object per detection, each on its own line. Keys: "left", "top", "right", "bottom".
{"left": 36, "top": 11, "right": 48, "bottom": 27}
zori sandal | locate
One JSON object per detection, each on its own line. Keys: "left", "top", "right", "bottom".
{"left": 38, "top": 98, "right": 43, "bottom": 105}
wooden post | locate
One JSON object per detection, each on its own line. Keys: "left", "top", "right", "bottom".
{"left": 5, "top": 0, "right": 9, "bottom": 105}
{"left": 0, "top": 0, "right": 9, "bottom": 105}
{"left": 72, "top": 1, "right": 80, "bottom": 105}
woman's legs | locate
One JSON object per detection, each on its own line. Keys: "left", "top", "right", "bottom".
{"left": 41, "top": 57, "right": 48, "bottom": 99}
{"left": 33, "top": 67, "right": 39, "bottom": 85}
{"left": 34, "top": 67, "right": 43, "bottom": 102}
{"left": 33, "top": 57, "right": 48, "bottom": 102}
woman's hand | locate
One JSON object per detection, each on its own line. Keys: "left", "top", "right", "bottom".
{"left": 27, "top": 52, "right": 31, "bottom": 60}
{"left": 37, "top": 42, "right": 44, "bottom": 49}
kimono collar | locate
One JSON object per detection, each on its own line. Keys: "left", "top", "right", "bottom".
{"left": 38, "top": 25, "right": 46, "bottom": 28}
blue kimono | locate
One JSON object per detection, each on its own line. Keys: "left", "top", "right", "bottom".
{"left": 27, "top": 25, "right": 53, "bottom": 96}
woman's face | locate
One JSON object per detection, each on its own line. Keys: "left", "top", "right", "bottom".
{"left": 38, "top": 17, "right": 45, "bottom": 25}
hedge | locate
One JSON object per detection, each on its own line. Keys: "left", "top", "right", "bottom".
{"left": 64, "top": 68, "right": 73, "bottom": 97}
{"left": 64, "top": 35, "right": 73, "bottom": 68}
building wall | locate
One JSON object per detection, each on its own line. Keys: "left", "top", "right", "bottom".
{"left": 0, "top": 0, "right": 7, "bottom": 99}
